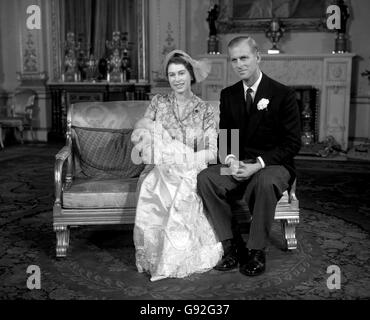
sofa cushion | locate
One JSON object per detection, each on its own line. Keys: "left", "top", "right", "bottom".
{"left": 73, "top": 127, "right": 145, "bottom": 179}
{"left": 63, "top": 177, "right": 138, "bottom": 208}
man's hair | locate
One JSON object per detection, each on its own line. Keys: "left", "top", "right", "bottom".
{"left": 165, "top": 53, "right": 196, "bottom": 85}
{"left": 227, "top": 36, "right": 259, "bottom": 54}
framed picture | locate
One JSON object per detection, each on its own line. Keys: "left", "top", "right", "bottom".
{"left": 217, "top": 0, "right": 332, "bottom": 33}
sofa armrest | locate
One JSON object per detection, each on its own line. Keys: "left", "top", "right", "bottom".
{"left": 289, "top": 179, "right": 297, "bottom": 199}
{"left": 288, "top": 178, "right": 299, "bottom": 210}
{"left": 56, "top": 145, "right": 71, "bottom": 161}
{"left": 54, "top": 145, "right": 72, "bottom": 206}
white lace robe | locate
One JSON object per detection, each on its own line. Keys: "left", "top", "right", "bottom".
{"left": 132, "top": 93, "right": 223, "bottom": 281}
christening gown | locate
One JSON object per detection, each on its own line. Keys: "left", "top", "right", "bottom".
{"left": 133, "top": 93, "right": 223, "bottom": 281}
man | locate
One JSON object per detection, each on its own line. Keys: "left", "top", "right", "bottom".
{"left": 197, "top": 36, "right": 301, "bottom": 276}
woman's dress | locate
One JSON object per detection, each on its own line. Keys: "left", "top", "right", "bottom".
{"left": 133, "top": 92, "right": 223, "bottom": 281}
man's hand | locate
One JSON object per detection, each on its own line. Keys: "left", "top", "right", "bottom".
{"left": 229, "top": 158, "right": 240, "bottom": 175}
{"left": 225, "top": 155, "right": 237, "bottom": 167}
{"left": 232, "top": 161, "right": 262, "bottom": 181}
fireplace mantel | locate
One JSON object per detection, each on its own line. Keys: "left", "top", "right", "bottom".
{"left": 199, "top": 53, "right": 355, "bottom": 151}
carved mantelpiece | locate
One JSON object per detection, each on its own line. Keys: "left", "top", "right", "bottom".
{"left": 199, "top": 53, "right": 355, "bottom": 151}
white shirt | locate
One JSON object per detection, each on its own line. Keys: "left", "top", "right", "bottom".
{"left": 242, "top": 71, "right": 263, "bottom": 102}
{"left": 224, "top": 71, "right": 266, "bottom": 169}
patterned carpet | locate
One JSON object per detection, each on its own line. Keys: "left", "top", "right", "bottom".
{"left": 0, "top": 145, "right": 370, "bottom": 300}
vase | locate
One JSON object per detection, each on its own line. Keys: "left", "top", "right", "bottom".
{"left": 208, "top": 36, "right": 220, "bottom": 55}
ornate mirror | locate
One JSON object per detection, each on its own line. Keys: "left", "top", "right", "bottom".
{"left": 49, "top": 0, "right": 148, "bottom": 82}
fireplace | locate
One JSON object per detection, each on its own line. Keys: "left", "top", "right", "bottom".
{"left": 199, "top": 53, "right": 355, "bottom": 151}
{"left": 293, "top": 86, "right": 319, "bottom": 145}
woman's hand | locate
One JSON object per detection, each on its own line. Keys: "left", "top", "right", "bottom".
{"left": 132, "top": 128, "right": 152, "bottom": 145}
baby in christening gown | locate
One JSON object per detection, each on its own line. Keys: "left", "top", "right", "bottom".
{"left": 131, "top": 117, "right": 208, "bottom": 178}
{"left": 131, "top": 117, "right": 223, "bottom": 281}
{"left": 131, "top": 117, "right": 187, "bottom": 166}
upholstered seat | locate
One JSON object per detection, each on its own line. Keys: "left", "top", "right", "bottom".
{"left": 63, "top": 177, "right": 138, "bottom": 209}
{"left": 53, "top": 100, "right": 299, "bottom": 257}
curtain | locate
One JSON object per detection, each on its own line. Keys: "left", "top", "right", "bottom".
{"left": 63, "top": 0, "right": 92, "bottom": 51}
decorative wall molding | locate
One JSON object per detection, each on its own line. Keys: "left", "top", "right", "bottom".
{"left": 16, "top": 71, "right": 47, "bottom": 82}
{"left": 351, "top": 95, "right": 370, "bottom": 105}
{"left": 23, "top": 32, "right": 38, "bottom": 72}
{"left": 16, "top": 0, "right": 40, "bottom": 78}
{"left": 217, "top": 17, "right": 327, "bottom": 33}
{"left": 259, "top": 60, "right": 323, "bottom": 86}
{"left": 149, "top": 0, "right": 186, "bottom": 84}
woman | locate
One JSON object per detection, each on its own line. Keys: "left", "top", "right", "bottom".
{"left": 132, "top": 50, "right": 223, "bottom": 281}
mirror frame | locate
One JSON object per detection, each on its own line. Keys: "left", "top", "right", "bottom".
{"left": 217, "top": 0, "right": 329, "bottom": 33}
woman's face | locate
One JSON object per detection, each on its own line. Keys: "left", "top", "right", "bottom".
{"left": 167, "top": 63, "right": 192, "bottom": 94}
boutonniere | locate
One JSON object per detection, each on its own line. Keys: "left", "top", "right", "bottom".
{"left": 257, "top": 98, "right": 269, "bottom": 111}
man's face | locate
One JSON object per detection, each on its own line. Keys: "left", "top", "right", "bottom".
{"left": 228, "top": 41, "right": 260, "bottom": 82}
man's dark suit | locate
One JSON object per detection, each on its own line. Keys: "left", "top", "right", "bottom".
{"left": 197, "top": 73, "right": 301, "bottom": 250}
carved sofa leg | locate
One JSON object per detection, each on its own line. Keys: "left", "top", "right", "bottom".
{"left": 280, "top": 218, "right": 299, "bottom": 250}
{"left": 54, "top": 225, "right": 70, "bottom": 257}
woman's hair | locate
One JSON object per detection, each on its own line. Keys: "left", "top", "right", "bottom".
{"left": 165, "top": 53, "right": 196, "bottom": 85}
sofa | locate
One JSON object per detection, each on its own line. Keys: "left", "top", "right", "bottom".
{"left": 53, "top": 100, "right": 299, "bottom": 257}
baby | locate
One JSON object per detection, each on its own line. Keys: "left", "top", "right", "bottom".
{"left": 131, "top": 117, "right": 182, "bottom": 165}
{"left": 132, "top": 117, "right": 173, "bottom": 145}
{"left": 131, "top": 117, "right": 208, "bottom": 175}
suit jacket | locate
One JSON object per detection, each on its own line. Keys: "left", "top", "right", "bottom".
{"left": 218, "top": 73, "right": 301, "bottom": 183}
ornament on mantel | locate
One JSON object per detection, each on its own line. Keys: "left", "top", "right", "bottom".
{"left": 333, "top": 0, "right": 350, "bottom": 54}
{"left": 265, "top": 17, "right": 285, "bottom": 54}
{"left": 207, "top": 4, "right": 220, "bottom": 54}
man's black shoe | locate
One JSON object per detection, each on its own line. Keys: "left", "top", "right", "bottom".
{"left": 214, "top": 239, "right": 238, "bottom": 271}
{"left": 214, "top": 251, "right": 238, "bottom": 271}
{"left": 239, "top": 249, "right": 266, "bottom": 276}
